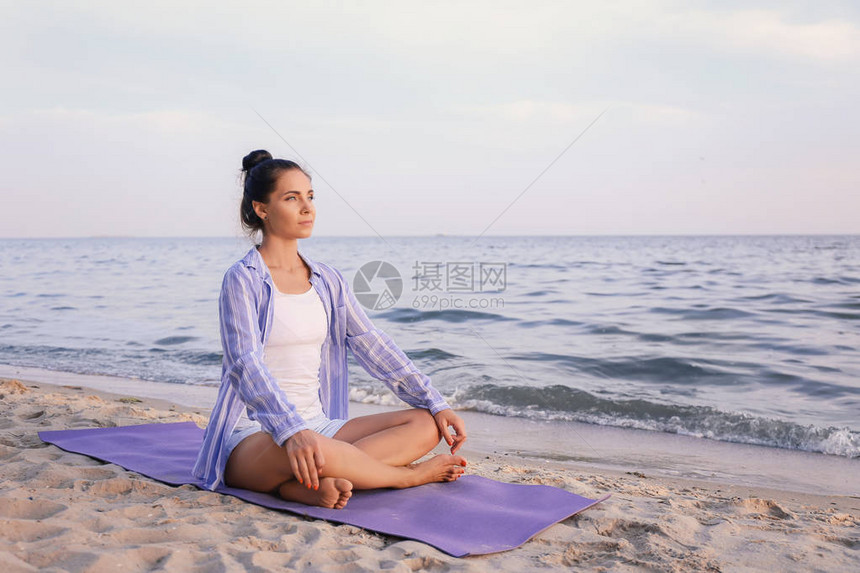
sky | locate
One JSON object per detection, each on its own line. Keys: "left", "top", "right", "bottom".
{"left": 1, "top": 1, "right": 859, "bottom": 238}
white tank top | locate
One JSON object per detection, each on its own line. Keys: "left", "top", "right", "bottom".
{"left": 237, "top": 284, "right": 327, "bottom": 427}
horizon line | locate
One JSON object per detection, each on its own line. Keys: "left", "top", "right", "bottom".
{"left": 1, "top": 232, "right": 858, "bottom": 240}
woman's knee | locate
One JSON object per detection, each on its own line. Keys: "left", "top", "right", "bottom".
{"left": 316, "top": 434, "right": 353, "bottom": 463}
{"left": 225, "top": 433, "right": 291, "bottom": 491}
{"left": 411, "top": 409, "right": 443, "bottom": 447}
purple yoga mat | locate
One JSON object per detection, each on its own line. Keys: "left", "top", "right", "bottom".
{"left": 39, "top": 422, "right": 607, "bottom": 557}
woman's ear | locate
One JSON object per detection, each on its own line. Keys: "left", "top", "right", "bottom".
{"left": 252, "top": 200, "right": 268, "bottom": 222}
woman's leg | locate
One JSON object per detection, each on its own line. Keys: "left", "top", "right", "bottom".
{"left": 224, "top": 430, "right": 465, "bottom": 508}
{"left": 333, "top": 408, "right": 442, "bottom": 466}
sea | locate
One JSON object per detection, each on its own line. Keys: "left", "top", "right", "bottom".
{"left": 1, "top": 235, "right": 858, "bottom": 460}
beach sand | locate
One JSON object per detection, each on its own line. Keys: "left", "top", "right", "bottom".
{"left": 1, "top": 376, "right": 857, "bottom": 572}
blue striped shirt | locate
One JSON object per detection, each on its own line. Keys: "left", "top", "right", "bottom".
{"left": 193, "top": 247, "right": 450, "bottom": 490}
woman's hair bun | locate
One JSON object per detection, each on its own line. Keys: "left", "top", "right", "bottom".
{"left": 242, "top": 149, "right": 273, "bottom": 174}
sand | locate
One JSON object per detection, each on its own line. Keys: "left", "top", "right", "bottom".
{"left": 1, "top": 376, "right": 858, "bottom": 572}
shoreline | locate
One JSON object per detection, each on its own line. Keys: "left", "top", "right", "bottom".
{"left": 1, "top": 363, "right": 857, "bottom": 497}
{"left": 1, "top": 374, "right": 858, "bottom": 570}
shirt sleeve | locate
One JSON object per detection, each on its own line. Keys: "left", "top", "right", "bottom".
{"left": 219, "top": 266, "right": 308, "bottom": 445}
{"left": 336, "top": 268, "right": 451, "bottom": 415}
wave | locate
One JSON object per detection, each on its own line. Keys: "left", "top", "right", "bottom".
{"left": 349, "top": 383, "right": 860, "bottom": 458}
{"left": 378, "top": 308, "right": 515, "bottom": 323}
{"left": 509, "top": 263, "right": 569, "bottom": 270}
{"left": 519, "top": 318, "right": 584, "bottom": 328}
{"left": 812, "top": 310, "right": 860, "bottom": 321}
{"left": 506, "top": 351, "right": 744, "bottom": 383}
{"left": 810, "top": 276, "right": 860, "bottom": 286}
{"left": 172, "top": 350, "right": 222, "bottom": 366}
{"left": 154, "top": 336, "right": 199, "bottom": 346}
{"left": 523, "top": 290, "right": 556, "bottom": 297}
{"left": 829, "top": 301, "right": 860, "bottom": 310}
{"left": 406, "top": 348, "right": 460, "bottom": 361}
{"left": 735, "top": 293, "right": 811, "bottom": 304}
{"left": 649, "top": 306, "right": 755, "bottom": 320}
{"left": 0, "top": 343, "right": 222, "bottom": 383}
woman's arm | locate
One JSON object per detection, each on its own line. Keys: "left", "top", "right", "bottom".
{"left": 336, "top": 268, "right": 449, "bottom": 414}
{"left": 336, "top": 269, "right": 468, "bottom": 452}
{"left": 219, "top": 266, "right": 308, "bottom": 445}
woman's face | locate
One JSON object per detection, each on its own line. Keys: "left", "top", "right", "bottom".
{"left": 254, "top": 169, "right": 315, "bottom": 239}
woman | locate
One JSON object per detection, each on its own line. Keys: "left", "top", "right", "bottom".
{"left": 193, "top": 150, "right": 467, "bottom": 509}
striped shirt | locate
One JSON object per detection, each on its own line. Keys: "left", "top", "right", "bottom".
{"left": 192, "top": 247, "right": 450, "bottom": 490}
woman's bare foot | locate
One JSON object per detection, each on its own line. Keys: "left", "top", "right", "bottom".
{"left": 278, "top": 477, "right": 353, "bottom": 509}
{"left": 406, "top": 454, "right": 467, "bottom": 487}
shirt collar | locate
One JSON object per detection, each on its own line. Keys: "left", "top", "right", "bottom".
{"left": 241, "top": 246, "right": 321, "bottom": 280}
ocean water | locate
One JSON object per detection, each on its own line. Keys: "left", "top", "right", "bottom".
{"left": 1, "top": 235, "right": 858, "bottom": 458}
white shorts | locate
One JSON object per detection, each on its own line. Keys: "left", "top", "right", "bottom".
{"left": 225, "top": 413, "right": 348, "bottom": 456}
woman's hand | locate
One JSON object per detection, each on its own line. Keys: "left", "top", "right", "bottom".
{"left": 434, "top": 409, "right": 467, "bottom": 454}
{"left": 284, "top": 430, "right": 325, "bottom": 490}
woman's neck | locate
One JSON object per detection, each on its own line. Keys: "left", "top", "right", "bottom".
{"left": 257, "top": 235, "right": 304, "bottom": 271}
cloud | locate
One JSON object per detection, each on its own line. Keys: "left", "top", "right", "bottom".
{"left": 2, "top": 2, "right": 859, "bottom": 237}
{"left": 670, "top": 9, "right": 860, "bottom": 63}
{"left": 454, "top": 100, "right": 702, "bottom": 125}
{"left": 726, "top": 10, "right": 860, "bottom": 61}
{"left": 28, "top": 107, "right": 236, "bottom": 135}
{"left": 456, "top": 101, "right": 595, "bottom": 123}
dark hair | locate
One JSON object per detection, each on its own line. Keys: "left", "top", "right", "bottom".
{"left": 239, "top": 149, "right": 311, "bottom": 236}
